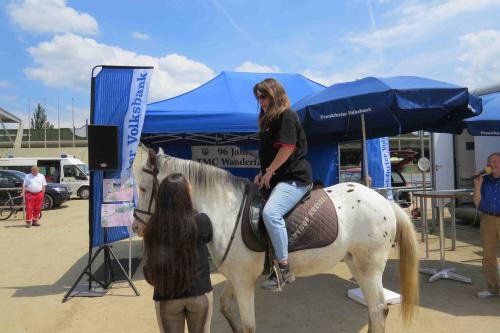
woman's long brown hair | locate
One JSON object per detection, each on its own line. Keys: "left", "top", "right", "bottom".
{"left": 143, "top": 173, "right": 198, "bottom": 298}
{"left": 253, "top": 78, "right": 291, "bottom": 131}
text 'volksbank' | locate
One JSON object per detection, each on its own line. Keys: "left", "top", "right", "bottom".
{"left": 126, "top": 72, "right": 148, "bottom": 167}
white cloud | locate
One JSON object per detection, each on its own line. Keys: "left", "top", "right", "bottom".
{"left": 348, "top": 0, "right": 500, "bottom": 49}
{"left": 132, "top": 32, "right": 151, "bottom": 40}
{"left": 235, "top": 61, "right": 280, "bottom": 73}
{"left": 0, "top": 80, "right": 11, "bottom": 88}
{"left": 301, "top": 69, "right": 346, "bottom": 87}
{"left": 301, "top": 58, "right": 386, "bottom": 86}
{"left": 458, "top": 30, "right": 500, "bottom": 89}
{"left": 6, "top": 0, "right": 98, "bottom": 35}
{"left": 24, "top": 33, "right": 216, "bottom": 102}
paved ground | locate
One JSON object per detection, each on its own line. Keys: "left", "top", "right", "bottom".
{"left": 1, "top": 199, "right": 499, "bottom": 332}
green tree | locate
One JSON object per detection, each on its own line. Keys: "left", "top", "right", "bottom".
{"left": 31, "top": 104, "right": 54, "bottom": 129}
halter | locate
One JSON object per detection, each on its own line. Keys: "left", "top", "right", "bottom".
{"left": 133, "top": 162, "right": 159, "bottom": 227}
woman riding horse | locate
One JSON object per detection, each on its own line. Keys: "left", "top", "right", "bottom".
{"left": 253, "top": 78, "right": 313, "bottom": 291}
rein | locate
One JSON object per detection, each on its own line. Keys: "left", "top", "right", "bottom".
{"left": 210, "top": 183, "right": 249, "bottom": 273}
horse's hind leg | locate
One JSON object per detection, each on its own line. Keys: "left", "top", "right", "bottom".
{"left": 220, "top": 280, "right": 241, "bottom": 332}
{"left": 345, "top": 250, "right": 389, "bottom": 333}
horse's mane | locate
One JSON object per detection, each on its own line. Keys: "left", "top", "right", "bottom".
{"left": 157, "top": 154, "right": 246, "bottom": 193}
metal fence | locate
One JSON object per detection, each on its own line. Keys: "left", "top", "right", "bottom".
{"left": 0, "top": 125, "right": 88, "bottom": 148}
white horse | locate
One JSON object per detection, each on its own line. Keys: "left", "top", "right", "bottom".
{"left": 133, "top": 149, "right": 419, "bottom": 333}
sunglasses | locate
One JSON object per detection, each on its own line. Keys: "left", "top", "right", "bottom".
{"left": 257, "top": 93, "right": 268, "bottom": 101}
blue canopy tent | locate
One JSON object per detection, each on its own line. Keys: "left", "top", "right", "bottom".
{"left": 141, "top": 71, "right": 339, "bottom": 184}
{"left": 144, "top": 71, "right": 324, "bottom": 134}
{"left": 465, "top": 92, "right": 500, "bottom": 136}
{"left": 293, "top": 76, "right": 482, "bottom": 143}
{"left": 293, "top": 76, "right": 482, "bottom": 185}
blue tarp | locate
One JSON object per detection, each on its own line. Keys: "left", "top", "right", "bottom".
{"left": 143, "top": 71, "right": 325, "bottom": 134}
{"left": 141, "top": 71, "right": 341, "bottom": 185}
{"left": 465, "top": 92, "right": 500, "bottom": 136}
{"left": 293, "top": 76, "right": 482, "bottom": 142}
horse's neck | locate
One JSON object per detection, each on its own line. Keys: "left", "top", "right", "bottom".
{"left": 191, "top": 182, "right": 243, "bottom": 221}
{"left": 158, "top": 156, "right": 245, "bottom": 253}
{"left": 191, "top": 180, "right": 245, "bottom": 256}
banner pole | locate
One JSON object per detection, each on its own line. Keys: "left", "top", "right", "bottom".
{"left": 128, "top": 236, "right": 132, "bottom": 279}
{"left": 361, "top": 114, "right": 369, "bottom": 187}
{"left": 87, "top": 71, "right": 97, "bottom": 290}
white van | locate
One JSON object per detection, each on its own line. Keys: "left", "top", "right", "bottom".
{"left": 0, "top": 155, "right": 90, "bottom": 199}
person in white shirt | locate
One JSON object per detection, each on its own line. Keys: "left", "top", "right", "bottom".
{"left": 21, "top": 166, "right": 47, "bottom": 227}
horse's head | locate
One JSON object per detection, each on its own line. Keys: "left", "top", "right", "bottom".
{"left": 132, "top": 146, "right": 245, "bottom": 236}
{"left": 132, "top": 148, "right": 161, "bottom": 236}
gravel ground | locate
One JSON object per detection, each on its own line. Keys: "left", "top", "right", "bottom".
{"left": 0, "top": 199, "right": 499, "bottom": 333}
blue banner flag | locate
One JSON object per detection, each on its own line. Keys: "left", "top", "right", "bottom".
{"left": 367, "top": 137, "right": 393, "bottom": 199}
{"left": 90, "top": 66, "right": 153, "bottom": 247}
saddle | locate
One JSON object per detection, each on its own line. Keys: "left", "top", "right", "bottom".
{"left": 241, "top": 182, "right": 339, "bottom": 253}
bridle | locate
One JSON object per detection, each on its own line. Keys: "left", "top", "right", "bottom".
{"left": 133, "top": 162, "right": 159, "bottom": 227}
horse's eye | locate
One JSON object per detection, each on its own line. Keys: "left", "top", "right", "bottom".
{"left": 139, "top": 187, "right": 146, "bottom": 192}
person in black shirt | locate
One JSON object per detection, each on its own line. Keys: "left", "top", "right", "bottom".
{"left": 143, "top": 173, "right": 213, "bottom": 333}
{"left": 253, "top": 78, "right": 313, "bottom": 291}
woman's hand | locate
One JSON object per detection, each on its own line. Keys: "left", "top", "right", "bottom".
{"left": 261, "top": 170, "right": 274, "bottom": 189}
{"left": 254, "top": 173, "right": 262, "bottom": 186}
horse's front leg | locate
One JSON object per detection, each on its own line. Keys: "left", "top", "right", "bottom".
{"left": 231, "top": 276, "right": 257, "bottom": 333}
{"left": 220, "top": 280, "right": 242, "bottom": 332}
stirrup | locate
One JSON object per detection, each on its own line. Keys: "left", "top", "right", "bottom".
{"left": 272, "top": 264, "right": 285, "bottom": 292}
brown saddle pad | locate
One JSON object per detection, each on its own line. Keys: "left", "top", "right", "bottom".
{"left": 241, "top": 184, "right": 338, "bottom": 253}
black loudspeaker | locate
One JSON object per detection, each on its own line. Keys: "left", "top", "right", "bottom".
{"left": 88, "top": 125, "right": 119, "bottom": 170}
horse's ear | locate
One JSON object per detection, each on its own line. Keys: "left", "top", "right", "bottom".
{"left": 147, "top": 148, "right": 156, "bottom": 167}
{"left": 158, "top": 147, "right": 165, "bottom": 155}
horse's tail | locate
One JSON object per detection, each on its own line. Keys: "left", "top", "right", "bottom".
{"left": 392, "top": 202, "right": 419, "bottom": 324}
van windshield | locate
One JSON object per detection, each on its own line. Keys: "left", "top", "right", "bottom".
{"left": 76, "top": 164, "right": 90, "bottom": 175}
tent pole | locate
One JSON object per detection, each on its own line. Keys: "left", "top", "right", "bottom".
{"left": 419, "top": 130, "right": 429, "bottom": 257}
{"left": 361, "top": 114, "right": 369, "bottom": 187}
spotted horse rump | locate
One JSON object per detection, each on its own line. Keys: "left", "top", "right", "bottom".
{"left": 241, "top": 183, "right": 338, "bottom": 253}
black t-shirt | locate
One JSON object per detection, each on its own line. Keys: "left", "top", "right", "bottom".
{"left": 152, "top": 213, "right": 213, "bottom": 301}
{"left": 259, "top": 109, "right": 312, "bottom": 188}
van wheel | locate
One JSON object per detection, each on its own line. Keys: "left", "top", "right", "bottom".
{"left": 42, "top": 194, "right": 54, "bottom": 210}
{"left": 79, "top": 187, "right": 90, "bottom": 199}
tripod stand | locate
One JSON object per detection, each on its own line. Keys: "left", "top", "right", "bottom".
{"left": 63, "top": 238, "right": 140, "bottom": 302}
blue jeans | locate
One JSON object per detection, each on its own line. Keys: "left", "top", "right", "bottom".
{"left": 262, "top": 181, "right": 310, "bottom": 262}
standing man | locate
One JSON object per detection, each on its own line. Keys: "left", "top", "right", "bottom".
{"left": 473, "top": 152, "right": 500, "bottom": 298}
{"left": 21, "top": 166, "right": 46, "bottom": 228}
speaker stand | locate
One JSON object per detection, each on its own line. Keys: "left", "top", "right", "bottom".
{"left": 62, "top": 244, "right": 140, "bottom": 302}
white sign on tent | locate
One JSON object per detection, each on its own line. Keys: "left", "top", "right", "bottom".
{"left": 192, "top": 145, "right": 260, "bottom": 168}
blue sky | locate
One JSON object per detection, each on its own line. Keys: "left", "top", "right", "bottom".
{"left": 1, "top": 0, "right": 500, "bottom": 127}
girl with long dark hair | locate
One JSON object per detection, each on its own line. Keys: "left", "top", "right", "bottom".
{"left": 143, "top": 173, "right": 213, "bottom": 333}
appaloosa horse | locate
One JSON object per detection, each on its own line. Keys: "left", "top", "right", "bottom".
{"left": 133, "top": 149, "right": 419, "bottom": 333}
